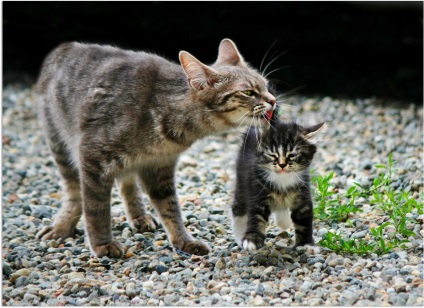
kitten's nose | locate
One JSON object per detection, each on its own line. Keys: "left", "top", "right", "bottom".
{"left": 278, "top": 163, "right": 287, "bottom": 169}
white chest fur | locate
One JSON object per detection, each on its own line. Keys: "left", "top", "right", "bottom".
{"left": 266, "top": 171, "right": 302, "bottom": 191}
{"left": 266, "top": 171, "right": 304, "bottom": 230}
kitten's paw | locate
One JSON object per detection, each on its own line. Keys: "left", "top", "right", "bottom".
{"left": 130, "top": 214, "right": 158, "bottom": 232}
{"left": 242, "top": 233, "right": 265, "bottom": 252}
{"left": 91, "top": 240, "right": 125, "bottom": 258}
{"left": 180, "top": 240, "right": 210, "bottom": 256}
{"left": 36, "top": 225, "right": 76, "bottom": 241}
{"left": 304, "top": 244, "right": 321, "bottom": 255}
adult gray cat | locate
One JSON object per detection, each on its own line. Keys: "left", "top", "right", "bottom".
{"left": 36, "top": 39, "right": 276, "bottom": 258}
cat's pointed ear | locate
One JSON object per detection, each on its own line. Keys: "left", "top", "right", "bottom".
{"left": 216, "top": 39, "right": 245, "bottom": 66}
{"left": 179, "top": 51, "right": 221, "bottom": 91}
{"left": 304, "top": 122, "right": 325, "bottom": 140}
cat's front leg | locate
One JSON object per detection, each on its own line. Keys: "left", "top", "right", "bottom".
{"left": 80, "top": 159, "right": 124, "bottom": 258}
{"left": 140, "top": 163, "right": 210, "bottom": 256}
{"left": 116, "top": 175, "right": 158, "bottom": 232}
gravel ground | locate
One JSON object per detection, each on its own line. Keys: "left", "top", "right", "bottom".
{"left": 2, "top": 83, "right": 423, "bottom": 306}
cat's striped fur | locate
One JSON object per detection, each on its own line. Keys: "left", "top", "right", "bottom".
{"left": 36, "top": 39, "right": 276, "bottom": 258}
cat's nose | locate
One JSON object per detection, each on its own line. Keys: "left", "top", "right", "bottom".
{"left": 265, "top": 93, "right": 276, "bottom": 106}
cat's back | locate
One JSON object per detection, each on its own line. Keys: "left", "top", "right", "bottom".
{"left": 37, "top": 42, "right": 174, "bottom": 94}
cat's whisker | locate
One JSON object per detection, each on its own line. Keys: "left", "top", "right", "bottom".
{"left": 242, "top": 115, "right": 256, "bottom": 158}
{"left": 201, "top": 108, "right": 223, "bottom": 113}
{"left": 253, "top": 117, "right": 260, "bottom": 147}
{"left": 277, "top": 103, "right": 298, "bottom": 111}
{"left": 276, "top": 85, "right": 306, "bottom": 98}
{"left": 264, "top": 66, "right": 290, "bottom": 79}
{"left": 236, "top": 114, "right": 250, "bottom": 133}
{"left": 234, "top": 110, "right": 251, "bottom": 124}
{"left": 254, "top": 116, "right": 263, "bottom": 150}
{"left": 262, "top": 51, "right": 287, "bottom": 77}
{"left": 259, "top": 39, "right": 279, "bottom": 74}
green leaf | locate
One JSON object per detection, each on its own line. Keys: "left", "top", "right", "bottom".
{"left": 353, "top": 182, "right": 363, "bottom": 189}
{"left": 347, "top": 186, "right": 357, "bottom": 195}
{"left": 401, "top": 230, "right": 415, "bottom": 237}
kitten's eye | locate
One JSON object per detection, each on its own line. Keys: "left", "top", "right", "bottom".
{"left": 287, "top": 153, "right": 296, "bottom": 160}
{"left": 265, "top": 153, "right": 278, "bottom": 161}
{"left": 242, "top": 90, "right": 254, "bottom": 96}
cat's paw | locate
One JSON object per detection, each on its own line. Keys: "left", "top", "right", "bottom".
{"left": 242, "top": 233, "right": 265, "bottom": 252}
{"left": 91, "top": 240, "right": 125, "bottom": 258}
{"left": 180, "top": 240, "right": 210, "bottom": 256}
{"left": 304, "top": 244, "right": 321, "bottom": 255}
{"left": 130, "top": 214, "right": 158, "bottom": 232}
{"left": 36, "top": 225, "right": 76, "bottom": 241}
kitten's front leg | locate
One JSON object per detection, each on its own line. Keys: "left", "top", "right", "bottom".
{"left": 291, "top": 201, "right": 320, "bottom": 254}
{"left": 80, "top": 159, "right": 124, "bottom": 258}
{"left": 241, "top": 205, "right": 270, "bottom": 252}
{"left": 140, "top": 163, "right": 210, "bottom": 256}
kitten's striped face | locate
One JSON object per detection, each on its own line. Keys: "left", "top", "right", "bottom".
{"left": 258, "top": 122, "right": 323, "bottom": 174}
{"left": 260, "top": 142, "right": 311, "bottom": 174}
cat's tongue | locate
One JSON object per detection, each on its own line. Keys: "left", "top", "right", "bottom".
{"left": 265, "top": 110, "right": 273, "bottom": 120}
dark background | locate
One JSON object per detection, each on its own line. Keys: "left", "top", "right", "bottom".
{"left": 3, "top": 1, "right": 423, "bottom": 103}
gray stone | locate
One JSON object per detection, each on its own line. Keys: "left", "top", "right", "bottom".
{"left": 300, "top": 281, "right": 313, "bottom": 292}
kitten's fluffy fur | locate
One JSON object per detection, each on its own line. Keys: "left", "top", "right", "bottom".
{"left": 231, "top": 111, "right": 324, "bottom": 252}
{"left": 36, "top": 39, "right": 276, "bottom": 258}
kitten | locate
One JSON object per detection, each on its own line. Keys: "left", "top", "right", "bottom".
{"left": 35, "top": 39, "right": 277, "bottom": 258}
{"left": 231, "top": 110, "right": 324, "bottom": 252}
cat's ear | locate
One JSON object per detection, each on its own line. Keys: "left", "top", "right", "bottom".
{"left": 179, "top": 51, "right": 221, "bottom": 91}
{"left": 216, "top": 39, "right": 245, "bottom": 66}
{"left": 304, "top": 122, "right": 325, "bottom": 140}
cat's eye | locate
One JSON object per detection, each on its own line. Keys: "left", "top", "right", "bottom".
{"left": 242, "top": 90, "right": 254, "bottom": 96}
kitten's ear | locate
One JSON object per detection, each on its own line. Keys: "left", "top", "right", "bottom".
{"left": 304, "top": 122, "right": 325, "bottom": 140}
{"left": 216, "top": 39, "right": 245, "bottom": 66}
{"left": 179, "top": 51, "right": 221, "bottom": 90}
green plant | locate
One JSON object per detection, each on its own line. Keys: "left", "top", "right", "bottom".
{"left": 313, "top": 172, "right": 362, "bottom": 223}
{"left": 319, "top": 231, "right": 376, "bottom": 255}
{"left": 313, "top": 171, "right": 337, "bottom": 220}
{"left": 316, "top": 153, "right": 422, "bottom": 256}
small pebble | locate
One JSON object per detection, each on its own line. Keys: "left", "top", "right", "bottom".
{"left": 2, "top": 88, "right": 422, "bottom": 306}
